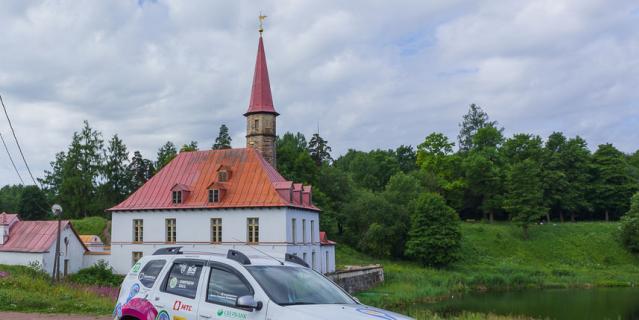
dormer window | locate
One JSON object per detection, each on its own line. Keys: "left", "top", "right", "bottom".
{"left": 209, "top": 189, "right": 220, "bottom": 203}
{"left": 218, "top": 171, "right": 228, "bottom": 182}
{"left": 172, "top": 191, "right": 182, "bottom": 204}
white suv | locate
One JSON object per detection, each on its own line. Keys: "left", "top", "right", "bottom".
{"left": 113, "top": 247, "right": 412, "bottom": 320}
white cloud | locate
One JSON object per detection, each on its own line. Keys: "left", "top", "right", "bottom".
{"left": 0, "top": 0, "right": 638, "bottom": 185}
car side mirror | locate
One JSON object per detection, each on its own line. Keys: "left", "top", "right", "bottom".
{"left": 236, "top": 295, "right": 262, "bottom": 311}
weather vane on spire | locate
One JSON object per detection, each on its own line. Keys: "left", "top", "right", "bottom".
{"left": 259, "top": 12, "right": 267, "bottom": 34}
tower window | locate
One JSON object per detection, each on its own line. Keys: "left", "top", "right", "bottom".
{"left": 254, "top": 119, "right": 259, "bottom": 130}
{"left": 208, "top": 189, "right": 220, "bottom": 203}
{"left": 172, "top": 191, "right": 182, "bottom": 204}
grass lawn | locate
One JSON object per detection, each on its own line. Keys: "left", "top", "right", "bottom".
{"left": 71, "top": 216, "right": 109, "bottom": 242}
{"left": 339, "top": 222, "right": 639, "bottom": 319}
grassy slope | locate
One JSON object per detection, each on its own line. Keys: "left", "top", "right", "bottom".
{"left": 0, "top": 265, "right": 113, "bottom": 314}
{"left": 339, "top": 222, "right": 639, "bottom": 318}
{"left": 71, "top": 216, "right": 108, "bottom": 241}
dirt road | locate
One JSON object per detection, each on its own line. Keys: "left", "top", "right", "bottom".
{"left": 0, "top": 312, "right": 111, "bottom": 320}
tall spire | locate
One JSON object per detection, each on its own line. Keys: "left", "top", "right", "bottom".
{"left": 245, "top": 23, "right": 278, "bottom": 116}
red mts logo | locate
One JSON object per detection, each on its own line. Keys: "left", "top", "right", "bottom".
{"left": 173, "top": 300, "right": 193, "bottom": 312}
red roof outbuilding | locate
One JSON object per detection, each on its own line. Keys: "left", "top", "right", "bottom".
{"left": 0, "top": 215, "right": 87, "bottom": 253}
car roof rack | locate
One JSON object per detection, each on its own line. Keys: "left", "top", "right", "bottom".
{"left": 285, "top": 253, "right": 309, "bottom": 268}
{"left": 153, "top": 247, "right": 183, "bottom": 255}
{"left": 227, "top": 249, "right": 251, "bottom": 265}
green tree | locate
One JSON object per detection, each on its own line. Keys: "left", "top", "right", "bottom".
{"left": 405, "top": 193, "right": 461, "bottom": 267}
{"left": 99, "top": 135, "right": 132, "bottom": 207}
{"left": 382, "top": 172, "right": 424, "bottom": 258}
{"left": 276, "top": 132, "right": 317, "bottom": 184}
{"left": 542, "top": 132, "right": 569, "bottom": 222}
{"left": 0, "top": 185, "right": 24, "bottom": 213}
{"left": 180, "top": 141, "right": 199, "bottom": 152}
{"left": 504, "top": 159, "right": 547, "bottom": 239}
{"left": 337, "top": 149, "right": 400, "bottom": 192}
{"left": 591, "top": 144, "right": 638, "bottom": 221}
{"left": 458, "top": 103, "right": 500, "bottom": 152}
{"left": 212, "top": 124, "right": 232, "bottom": 150}
{"left": 462, "top": 126, "right": 505, "bottom": 222}
{"left": 308, "top": 133, "right": 333, "bottom": 166}
{"left": 395, "top": 145, "right": 417, "bottom": 173}
{"left": 314, "top": 165, "right": 353, "bottom": 236}
{"left": 17, "top": 185, "right": 49, "bottom": 220}
{"left": 156, "top": 141, "right": 178, "bottom": 171}
{"left": 51, "top": 121, "right": 104, "bottom": 218}
{"left": 129, "top": 151, "right": 155, "bottom": 190}
{"left": 417, "top": 133, "right": 465, "bottom": 210}
{"left": 619, "top": 193, "right": 639, "bottom": 253}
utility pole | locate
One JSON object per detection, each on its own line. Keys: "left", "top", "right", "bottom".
{"left": 51, "top": 204, "right": 63, "bottom": 283}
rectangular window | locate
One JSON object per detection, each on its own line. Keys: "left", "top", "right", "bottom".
{"left": 326, "top": 251, "right": 329, "bottom": 273}
{"left": 206, "top": 266, "right": 253, "bottom": 307}
{"left": 208, "top": 189, "right": 220, "bottom": 203}
{"left": 163, "top": 260, "right": 204, "bottom": 299}
{"left": 312, "top": 252, "right": 316, "bottom": 269}
{"left": 254, "top": 119, "right": 259, "bottom": 130}
{"left": 247, "top": 218, "right": 259, "bottom": 243}
{"left": 133, "top": 219, "right": 143, "bottom": 243}
{"left": 302, "top": 219, "right": 306, "bottom": 243}
{"left": 132, "top": 251, "right": 143, "bottom": 266}
{"left": 303, "top": 252, "right": 307, "bottom": 264}
{"left": 211, "top": 218, "right": 222, "bottom": 243}
{"left": 311, "top": 220, "right": 315, "bottom": 243}
{"left": 166, "top": 219, "right": 176, "bottom": 243}
{"left": 172, "top": 191, "right": 182, "bottom": 204}
{"left": 291, "top": 218, "right": 296, "bottom": 243}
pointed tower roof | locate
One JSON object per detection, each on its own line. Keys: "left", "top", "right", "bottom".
{"left": 245, "top": 35, "right": 279, "bottom": 116}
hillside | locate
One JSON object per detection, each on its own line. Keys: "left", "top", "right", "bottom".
{"left": 338, "top": 222, "right": 639, "bottom": 316}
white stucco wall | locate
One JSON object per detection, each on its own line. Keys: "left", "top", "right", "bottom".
{"left": 0, "top": 251, "right": 44, "bottom": 269}
{"left": 83, "top": 253, "right": 111, "bottom": 268}
{"left": 42, "top": 224, "right": 87, "bottom": 275}
{"left": 320, "top": 245, "right": 336, "bottom": 274}
{"left": 109, "top": 207, "right": 334, "bottom": 274}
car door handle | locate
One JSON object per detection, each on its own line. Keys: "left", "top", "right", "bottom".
{"left": 200, "top": 314, "right": 212, "bottom": 319}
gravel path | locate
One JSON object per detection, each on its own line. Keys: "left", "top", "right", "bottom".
{"left": 0, "top": 312, "right": 111, "bottom": 320}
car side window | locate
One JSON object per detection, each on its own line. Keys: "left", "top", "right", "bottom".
{"left": 206, "top": 266, "right": 253, "bottom": 307}
{"left": 139, "top": 259, "right": 166, "bottom": 288}
{"left": 163, "top": 260, "right": 204, "bottom": 299}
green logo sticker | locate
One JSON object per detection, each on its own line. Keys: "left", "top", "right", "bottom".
{"left": 169, "top": 277, "right": 178, "bottom": 289}
{"left": 131, "top": 262, "right": 142, "bottom": 273}
{"left": 216, "top": 309, "right": 247, "bottom": 319}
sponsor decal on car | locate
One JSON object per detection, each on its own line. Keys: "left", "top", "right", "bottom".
{"left": 216, "top": 308, "right": 248, "bottom": 319}
{"left": 173, "top": 300, "right": 193, "bottom": 312}
{"left": 155, "top": 310, "right": 170, "bottom": 320}
{"left": 131, "top": 262, "right": 142, "bottom": 273}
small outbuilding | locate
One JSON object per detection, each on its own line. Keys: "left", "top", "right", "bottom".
{"left": 0, "top": 212, "right": 87, "bottom": 276}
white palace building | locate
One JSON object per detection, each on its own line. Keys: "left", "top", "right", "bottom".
{"left": 108, "top": 31, "right": 336, "bottom": 274}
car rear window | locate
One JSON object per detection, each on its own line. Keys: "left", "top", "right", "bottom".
{"left": 139, "top": 260, "right": 166, "bottom": 288}
{"left": 163, "top": 260, "right": 204, "bottom": 299}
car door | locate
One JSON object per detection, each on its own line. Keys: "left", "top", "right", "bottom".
{"left": 151, "top": 258, "right": 206, "bottom": 320}
{"left": 197, "top": 262, "right": 267, "bottom": 320}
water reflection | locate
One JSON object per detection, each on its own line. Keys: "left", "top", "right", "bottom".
{"left": 417, "top": 287, "right": 639, "bottom": 320}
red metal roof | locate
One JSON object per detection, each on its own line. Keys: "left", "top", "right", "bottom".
{"left": 320, "top": 231, "right": 336, "bottom": 246}
{"left": 0, "top": 219, "right": 65, "bottom": 253}
{"left": 245, "top": 35, "right": 278, "bottom": 116}
{"left": 109, "top": 148, "right": 319, "bottom": 212}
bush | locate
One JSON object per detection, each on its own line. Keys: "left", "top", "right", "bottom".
{"left": 405, "top": 193, "right": 462, "bottom": 267}
{"left": 68, "top": 260, "right": 123, "bottom": 287}
{"left": 620, "top": 193, "right": 639, "bottom": 253}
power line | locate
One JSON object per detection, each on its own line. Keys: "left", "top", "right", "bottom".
{"left": 0, "top": 94, "right": 39, "bottom": 186}
{"left": 0, "top": 132, "right": 25, "bottom": 184}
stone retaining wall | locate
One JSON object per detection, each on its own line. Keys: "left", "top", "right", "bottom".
{"left": 327, "top": 265, "right": 384, "bottom": 293}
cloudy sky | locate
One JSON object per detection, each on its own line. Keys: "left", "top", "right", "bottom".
{"left": 1, "top": 0, "right": 638, "bottom": 185}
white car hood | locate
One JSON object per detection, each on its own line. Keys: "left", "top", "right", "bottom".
{"left": 281, "top": 304, "right": 413, "bottom": 320}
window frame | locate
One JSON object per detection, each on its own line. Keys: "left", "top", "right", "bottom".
{"left": 247, "top": 217, "right": 259, "bottom": 244}
{"left": 205, "top": 262, "right": 255, "bottom": 309}
{"left": 166, "top": 218, "right": 177, "bottom": 243}
{"left": 291, "top": 218, "right": 296, "bottom": 244}
{"left": 160, "top": 259, "right": 205, "bottom": 299}
{"left": 172, "top": 190, "right": 182, "bottom": 204}
{"left": 133, "top": 219, "right": 144, "bottom": 243}
{"left": 210, "top": 218, "right": 222, "bottom": 243}
{"left": 310, "top": 220, "right": 315, "bottom": 243}
{"left": 138, "top": 259, "right": 167, "bottom": 288}
{"left": 302, "top": 219, "right": 306, "bottom": 244}
{"left": 208, "top": 189, "right": 220, "bottom": 203}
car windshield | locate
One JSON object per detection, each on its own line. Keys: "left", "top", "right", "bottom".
{"left": 246, "top": 266, "right": 355, "bottom": 306}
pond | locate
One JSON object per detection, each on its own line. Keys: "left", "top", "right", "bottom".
{"left": 414, "top": 287, "right": 639, "bottom": 320}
